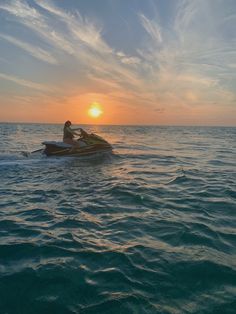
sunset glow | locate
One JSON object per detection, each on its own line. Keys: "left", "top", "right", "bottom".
{"left": 0, "top": 0, "right": 235, "bottom": 125}
{"left": 88, "top": 104, "right": 103, "bottom": 119}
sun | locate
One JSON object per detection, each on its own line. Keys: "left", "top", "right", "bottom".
{"left": 88, "top": 103, "right": 103, "bottom": 118}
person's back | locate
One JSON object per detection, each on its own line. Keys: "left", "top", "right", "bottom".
{"left": 63, "top": 124, "right": 74, "bottom": 140}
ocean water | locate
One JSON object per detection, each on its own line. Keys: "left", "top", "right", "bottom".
{"left": 0, "top": 123, "right": 236, "bottom": 314}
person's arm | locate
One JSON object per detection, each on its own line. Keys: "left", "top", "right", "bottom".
{"left": 70, "top": 128, "right": 81, "bottom": 136}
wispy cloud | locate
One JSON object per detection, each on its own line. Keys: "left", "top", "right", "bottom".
{"left": 0, "top": 0, "right": 142, "bottom": 86}
{"left": 0, "top": 72, "right": 52, "bottom": 91}
{"left": 36, "top": 0, "right": 112, "bottom": 53}
{"left": 139, "top": 13, "right": 162, "bottom": 44}
{"left": 0, "top": 33, "right": 57, "bottom": 64}
{"left": 137, "top": 0, "right": 236, "bottom": 109}
{"left": 116, "top": 51, "right": 141, "bottom": 65}
{"left": 0, "top": 0, "right": 75, "bottom": 54}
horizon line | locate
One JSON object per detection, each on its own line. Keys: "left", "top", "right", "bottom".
{"left": 0, "top": 121, "right": 235, "bottom": 128}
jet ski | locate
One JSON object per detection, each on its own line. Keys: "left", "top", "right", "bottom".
{"left": 42, "top": 130, "right": 112, "bottom": 157}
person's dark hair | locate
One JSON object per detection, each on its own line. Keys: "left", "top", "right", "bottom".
{"left": 64, "top": 120, "right": 71, "bottom": 127}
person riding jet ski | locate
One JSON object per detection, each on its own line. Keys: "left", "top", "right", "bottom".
{"left": 63, "top": 120, "right": 82, "bottom": 146}
{"left": 23, "top": 121, "right": 112, "bottom": 157}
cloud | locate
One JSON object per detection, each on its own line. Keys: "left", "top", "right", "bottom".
{"left": 35, "top": 0, "right": 112, "bottom": 53}
{"left": 0, "top": 0, "right": 75, "bottom": 54}
{"left": 0, "top": 72, "right": 52, "bottom": 91}
{"left": 139, "top": 13, "right": 162, "bottom": 44}
{"left": 0, "top": 33, "right": 57, "bottom": 64}
{"left": 116, "top": 51, "right": 141, "bottom": 65}
{"left": 0, "top": 0, "right": 39, "bottom": 18}
{"left": 136, "top": 0, "right": 236, "bottom": 109}
{"left": 34, "top": 0, "right": 145, "bottom": 89}
{"left": 0, "top": 1, "right": 142, "bottom": 85}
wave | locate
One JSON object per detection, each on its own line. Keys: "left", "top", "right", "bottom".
{"left": 1, "top": 125, "right": 236, "bottom": 314}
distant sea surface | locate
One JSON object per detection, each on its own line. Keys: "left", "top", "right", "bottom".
{"left": 0, "top": 123, "right": 236, "bottom": 314}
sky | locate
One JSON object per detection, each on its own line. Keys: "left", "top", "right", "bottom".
{"left": 0, "top": 0, "right": 236, "bottom": 126}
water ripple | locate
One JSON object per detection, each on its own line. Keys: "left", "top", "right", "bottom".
{"left": 0, "top": 124, "right": 236, "bottom": 313}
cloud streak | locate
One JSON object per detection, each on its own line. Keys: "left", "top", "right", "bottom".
{"left": 0, "top": 33, "right": 57, "bottom": 64}
{"left": 0, "top": 0, "right": 75, "bottom": 54}
{"left": 0, "top": 72, "right": 53, "bottom": 92}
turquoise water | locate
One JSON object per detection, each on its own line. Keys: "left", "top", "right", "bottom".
{"left": 0, "top": 123, "right": 236, "bottom": 314}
